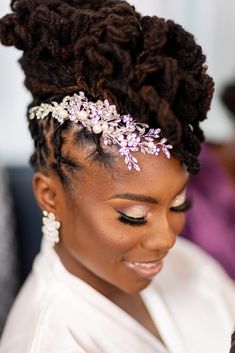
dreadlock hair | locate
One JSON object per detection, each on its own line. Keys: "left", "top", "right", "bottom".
{"left": 0, "top": 0, "right": 214, "bottom": 183}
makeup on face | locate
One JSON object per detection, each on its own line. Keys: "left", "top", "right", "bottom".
{"left": 108, "top": 189, "right": 190, "bottom": 279}
{"left": 123, "top": 259, "right": 164, "bottom": 279}
{"left": 109, "top": 186, "right": 191, "bottom": 228}
{"left": 169, "top": 188, "right": 192, "bottom": 213}
{"left": 115, "top": 204, "right": 150, "bottom": 226}
{"left": 56, "top": 153, "right": 190, "bottom": 294}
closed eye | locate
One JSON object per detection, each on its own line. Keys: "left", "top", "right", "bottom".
{"left": 117, "top": 211, "right": 147, "bottom": 226}
{"left": 170, "top": 199, "right": 192, "bottom": 212}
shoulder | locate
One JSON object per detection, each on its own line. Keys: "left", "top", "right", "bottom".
{"left": 169, "top": 236, "right": 227, "bottom": 271}
{"left": 0, "top": 273, "right": 57, "bottom": 352}
{"left": 0, "top": 248, "right": 85, "bottom": 353}
{"left": 151, "top": 237, "right": 235, "bottom": 325}
{"left": 0, "top": 274, "right": 87, "bottom": 353}
{"left": 158, "top": 237, "right": 235, "bottom": 291}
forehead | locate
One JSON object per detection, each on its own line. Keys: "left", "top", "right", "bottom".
{"left": 66, "top": 148, "right": 189, "bottom": 202}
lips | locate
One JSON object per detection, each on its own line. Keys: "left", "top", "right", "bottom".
{"left": 123, "top": 259, "right": 164, "bottom": 279}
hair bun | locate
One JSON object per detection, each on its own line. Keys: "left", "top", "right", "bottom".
{"left": 0, "top": 12, "right": 29, "bottom": 49}
{"left": 0, "top": 0, "right": 214, "bottom": 174}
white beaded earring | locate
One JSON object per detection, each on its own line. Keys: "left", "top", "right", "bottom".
{"left": 42, "top": 210, "right": 61, "bottom": 246}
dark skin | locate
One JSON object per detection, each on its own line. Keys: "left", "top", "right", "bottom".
{"left": 33, "top": 140, "right": 189, "bottom": 342}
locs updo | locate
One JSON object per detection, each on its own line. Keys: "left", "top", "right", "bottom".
{"left": 0, "top": 0, "right": 214, "bottom": 182}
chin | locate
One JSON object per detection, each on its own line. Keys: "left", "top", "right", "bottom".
{"left": 121, "top": 277, "right": 152, "bottom": 294}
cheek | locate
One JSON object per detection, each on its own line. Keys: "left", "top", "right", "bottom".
{"left": 169, "top": 212, "right": 186, "bottom": 235}
{"left": 62, "top": 204, "right": 139, "bottom": 258}
{"left": 89, "top": 221, "right": 142, "bottom": 257}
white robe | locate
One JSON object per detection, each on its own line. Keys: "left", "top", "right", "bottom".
{"left": 0, "top": 237, "right": 234, "bottom": 353}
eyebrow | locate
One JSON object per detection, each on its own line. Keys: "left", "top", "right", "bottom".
{"left": 110, "top": 179, "right": 190, "bottom": 204}
{"left": 110, "top": 193, "right": 158, "bottom": 204}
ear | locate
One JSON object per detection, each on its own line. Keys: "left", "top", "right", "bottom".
{"left": 33, "top": 172, "right": 59, "bottom": 213}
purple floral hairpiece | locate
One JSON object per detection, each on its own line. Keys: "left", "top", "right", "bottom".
{"left": 29, "top": 92, "right": 172, "bottom": 171}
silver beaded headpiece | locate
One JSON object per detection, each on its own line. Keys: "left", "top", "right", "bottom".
{"left": 29, "top": 92, "right": 172, "bottom": 171}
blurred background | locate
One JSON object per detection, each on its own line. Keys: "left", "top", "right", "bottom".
{"left": 1, "top": 0, "right": 235, "bottom": 336}
{"left": 1, "top": 0, "right": 235, "bottom": 164}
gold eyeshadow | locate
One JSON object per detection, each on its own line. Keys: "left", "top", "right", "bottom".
{"left": 171, "top": 188, "right": 187, "bottom": 208}
{"left": 115, "top": 205, "right": 150, "bottom": 219}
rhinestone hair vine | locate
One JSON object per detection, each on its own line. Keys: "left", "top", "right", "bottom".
{"left": 29, "top": 92, "right": 173, "bottom": 171}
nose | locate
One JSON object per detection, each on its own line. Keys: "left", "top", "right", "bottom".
{"left": 141, "top": 213, "right": 176, "bottom": 252}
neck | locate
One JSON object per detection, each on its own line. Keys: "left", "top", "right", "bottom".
{"left": 54, "top": 242, "right": 138, "bottom": 303}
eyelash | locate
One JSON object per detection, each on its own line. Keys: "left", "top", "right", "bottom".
{"left": 117, "top": 199, "right": 192, "bottom": 227}
{"left": 170, "top": 199, "right": 192, "bottom": 213}
{"left": 117, "top": 212, "right": 147, "bottom": 227}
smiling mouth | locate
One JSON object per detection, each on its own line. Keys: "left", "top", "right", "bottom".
{"left": 123, "top": 259, "right": 164, "bottom": 279}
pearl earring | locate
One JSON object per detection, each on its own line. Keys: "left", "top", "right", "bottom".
{"left": 42, "top": 210, "right": 61, "bottom": 246}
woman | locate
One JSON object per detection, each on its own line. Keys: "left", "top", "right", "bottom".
{"left": 0, "top": 1, "right": 234, "bottom": 352}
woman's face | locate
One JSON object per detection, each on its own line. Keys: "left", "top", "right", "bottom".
{"left": 49, "top": 148, "right": 189, "bottom": 296}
